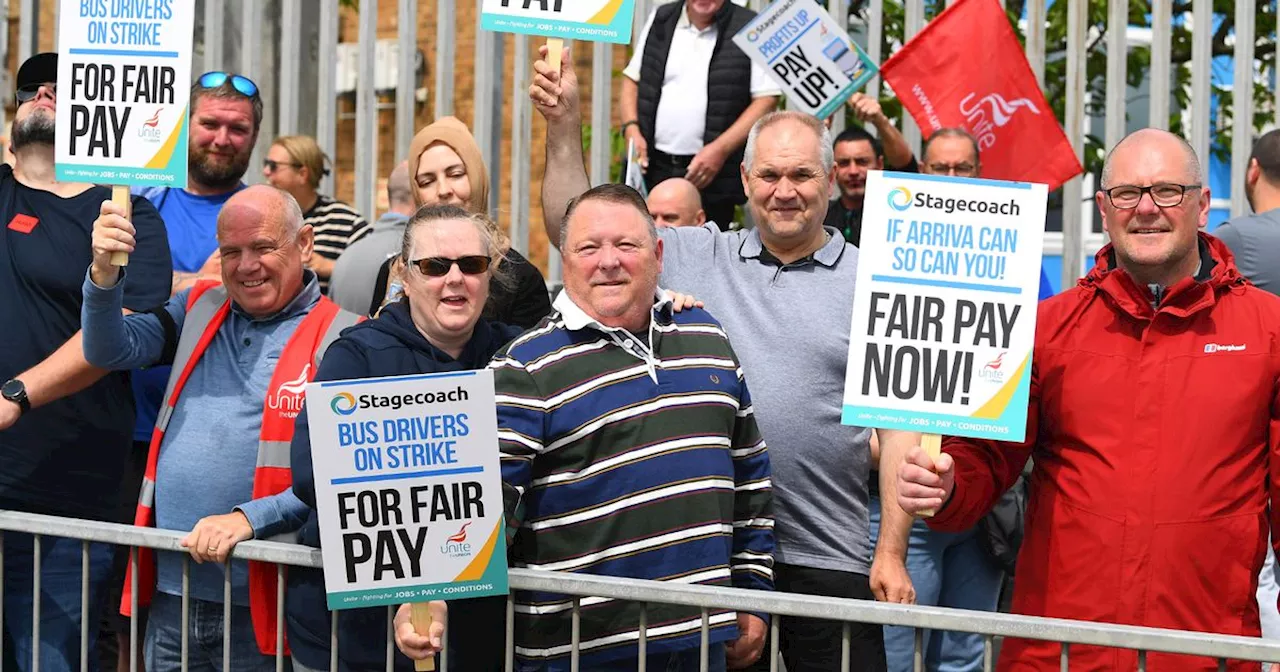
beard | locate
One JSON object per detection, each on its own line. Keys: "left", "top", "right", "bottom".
{"left": 11, "top": 112, "right": 55, "bottom": 150}
{"left": 189, "top": 143, "right": 252, "bottom": 191}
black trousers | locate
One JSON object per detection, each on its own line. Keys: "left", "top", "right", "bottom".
{"left": 744, "top": 563, "right": 887, "bottom": 672}
{"left": 644, "top": 149, "right": 737, "bottom": 231}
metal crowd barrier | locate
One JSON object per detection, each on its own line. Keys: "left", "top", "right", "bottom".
{"left": 3, "top": 509, "right": 1280, "bottom": 672}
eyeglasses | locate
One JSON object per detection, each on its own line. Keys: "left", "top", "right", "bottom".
{"left": 927, "top": 162, "right": 977, "bottom": 176}
{"left": 410, "top": 255, "right": 492, "bottom": 277}
{"left": 196, "top": 71, "right": 260, "bottom": 99}
{"left": 263, "top": 158, "right": 302, "bottom": 173}
{"left": 1103, "top": 183, "right": 1202, "bottom": 209}
{"left": 15, "top": 82, "right": 54, "bottom": 104}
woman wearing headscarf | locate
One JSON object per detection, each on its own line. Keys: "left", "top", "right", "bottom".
{"left": 370, "top": 117, "right": 552, "bottom": 327}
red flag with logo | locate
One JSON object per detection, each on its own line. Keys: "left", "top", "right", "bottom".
{"left": 880, "top": 0, "right": 1082, "bottom": 190}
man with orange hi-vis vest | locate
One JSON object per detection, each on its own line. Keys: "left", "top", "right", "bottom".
{"left": 80, "top": 184, "right": 361, "bottom": 671}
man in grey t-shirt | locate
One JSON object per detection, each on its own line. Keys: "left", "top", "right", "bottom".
{"left": 530, "top": 45, "right": 919, "bottom": 672}
{"left": 1215, "top": 129, "right": 1280, "bottom": 295}
{"left": 1214, "top": 128, "right": 1280, "bottom": 643}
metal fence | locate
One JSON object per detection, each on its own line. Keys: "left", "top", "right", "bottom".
{"left": 4, "top": 509, "right": 1280, "bottom": 672}
{"left": 3, "top": 0, "right": 1275, "bottom": 289}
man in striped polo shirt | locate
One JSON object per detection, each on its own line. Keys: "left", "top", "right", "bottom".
{"left": 493, "top": 184, "right": 774, "bottom": 671}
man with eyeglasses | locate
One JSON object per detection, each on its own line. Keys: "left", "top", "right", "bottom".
{"left": 919, "top": 127, "right": 1054, "bottom": 300}
{"left": 896, "top": 128, "right": 1280, "bottom": 671}
{"left": 0, "top": 52, "right": 173, "bottom": 672}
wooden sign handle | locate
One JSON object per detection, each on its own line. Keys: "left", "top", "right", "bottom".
{"left": 918, "top": 433, "right": 942, "bottom": 518}
{"left": 110, "top": 185, "right": 131, "bottom": 267}
{"left": 547, "top": 37, "right": 564, "bottom": 76}
{"left": 410, "top": 602, "right": 437, "bottom": 671}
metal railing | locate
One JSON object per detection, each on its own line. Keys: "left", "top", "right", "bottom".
{"left": 4, "top": 0, "right": 1275, "bottom": 295}
{"left": 3, "top": 509, "right": 1280, "bottom": 672}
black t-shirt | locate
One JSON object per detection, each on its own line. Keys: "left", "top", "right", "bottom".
{"left": 826, "top": 156, "right": 920, "bottom": 247}
{"left": 0, "top": 164, "right": 171, "bottom": 519}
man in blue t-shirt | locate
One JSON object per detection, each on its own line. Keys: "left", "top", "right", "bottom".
{"left": 129, "top": 72, "right": 262, "bottom": 456}
{"left": 0, "top": 53, "right": 172, "bottom": 672}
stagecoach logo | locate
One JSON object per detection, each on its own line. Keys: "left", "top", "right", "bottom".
{"left": 978, "top": 351, "right": 1007, "bottom": 383}
{"left": 440, "top": 522, "right": 474, "bottom": 558}
{"left": 958, "top": 92, "right": 1041, "bottom": 151}
{"left": 887, "top": 187, "right": 913, "bottom": 211}
{"left": 267, "top": 364, "right": 310, "bottom": 418}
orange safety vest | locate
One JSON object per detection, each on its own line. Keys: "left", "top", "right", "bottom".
{"left": 120, "top": 280, "right": 361, "bottom": 655}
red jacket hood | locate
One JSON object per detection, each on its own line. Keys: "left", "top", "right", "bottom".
{"left": 1077, "top": 232, "right": 1248, "bottom": 321}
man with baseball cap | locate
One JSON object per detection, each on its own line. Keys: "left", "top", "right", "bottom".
{"left": 0, "top": 52, "right": 172, "bottom": 671}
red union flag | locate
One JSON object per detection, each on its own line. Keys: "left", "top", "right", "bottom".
{"left": 880, "top": 0, "right": 1083, "bottom": 190}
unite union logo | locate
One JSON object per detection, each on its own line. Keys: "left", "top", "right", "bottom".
{"left": 979, "top": 351, "right": 1007, "bottom": 383}
{"left": 441, "top": 522, "right": 474, "bottom": 558}
{"left": 887, "top": 187, "right": 913, "bottom": 212}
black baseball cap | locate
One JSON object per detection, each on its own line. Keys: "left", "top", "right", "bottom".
{"left": 16, "top": 53, "right": 57, "bottom": 92}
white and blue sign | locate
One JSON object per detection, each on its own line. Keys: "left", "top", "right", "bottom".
{"left": 734, "top": 0, "right": 877, "bottom": 119}
{"left": 306, "top": 370, "right": 509, "bottom": 610}
{"left": 482, "top": 0, "right": 636, "bottom": 44}
{"left": 54, "top": 0, "right": 193, "bottom": 187}
{"left": 842, "top": 171, "right": 1047, "bottom": 442}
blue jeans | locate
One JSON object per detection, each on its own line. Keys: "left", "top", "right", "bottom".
{"left": 869, "top": 498, "right": 1004, "bottom": 672}
{"left": 516, "top": 643, "right": 727, "bottom": 672}
{"left": 145, "top": 592, "right": 284, "bottom": 672}
{"left": 2, "top": 533, "right": 114, "bottom": 672}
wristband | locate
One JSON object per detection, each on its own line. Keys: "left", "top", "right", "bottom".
{"left": 620, "top": 120, "right": 639, "bottom": 133}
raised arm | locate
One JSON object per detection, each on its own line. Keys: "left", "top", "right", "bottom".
{"left": 530, "top": 44, "right": 590, "bottom": 244}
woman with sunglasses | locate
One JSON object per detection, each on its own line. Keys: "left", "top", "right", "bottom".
{"left": 371, "top": 117, "right": 552, "bottom": 327}
{"left": 264, "top": 134, "right": 370, "bottom": 294}
{"left": 286, "top": 204, "right": 521, "bottom": 671}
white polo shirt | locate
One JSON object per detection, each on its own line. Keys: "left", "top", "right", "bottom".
{"left": 623, "top": 6, "right": 781, "bottom": 156}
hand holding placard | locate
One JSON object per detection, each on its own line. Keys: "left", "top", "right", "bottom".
{"left": 109, "top": 185, "right": 131, "bottom": 267}
{"left": 410, "top": 602, "right": 436, "bottom": 671}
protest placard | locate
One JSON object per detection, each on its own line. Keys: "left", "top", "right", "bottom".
{"left": 734, "top": 0, "right": 877, "bottom": 119}
{"left": 482, "top": 0, "right": 636, "bottom": 72}
{"left": 842, "top": 171, "right": 1046, "bottom": 443}
{"left": 305, "top": 370, "right": 508, "bottom": 610}
{"left": 55, "top": 0, "right": 192, "bottom": 187}
{"left": 55, "top": 0, "right": 194, "bottom": 265}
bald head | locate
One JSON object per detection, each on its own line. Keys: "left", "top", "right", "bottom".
{"left": 647, "top": 178, "right": 706, "bottom": 228}
{"left": 217, "top": 184, "right": 304, "bottom": 239}
{"left": 387, "top": 160, "right": 414, "bottom": 214}
{"left": 1101, "top": 128, "right": 1202, "bottom": 188}
{"left": 216, "top": 184, "right": 314, "bottom": 319}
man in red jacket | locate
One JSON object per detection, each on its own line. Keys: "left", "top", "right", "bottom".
{"left": 896, "top": 128, "right": 1280, "bottom": 671}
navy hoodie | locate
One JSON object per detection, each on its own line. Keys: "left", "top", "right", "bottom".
{"left": 287, "top": 299, "right": 522, "bottom": 671}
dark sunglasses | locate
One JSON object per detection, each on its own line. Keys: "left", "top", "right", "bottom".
{"left": 410, "top": 255, "right": 492, "bottom": 277}
{"left": 263, "top": 158, "right": 302, "bottom": 172}
{"left": 197, "top": 71, "right": 259, "bottom": 98}
{"left": 16, "top": 82, "right": 54, "bottom": 104}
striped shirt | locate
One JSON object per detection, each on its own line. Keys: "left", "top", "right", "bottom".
{"left": 492, "top": 290, "right": 774, "bottom": 666}
{"left": 305, "top": 194, "right": 369, "bottom": 292}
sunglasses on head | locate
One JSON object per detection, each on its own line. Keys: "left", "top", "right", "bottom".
{"left": 410, "top": 256, "right": 492, "bottom": 277}
{"left": 197, "top": 71, "right": 259, "bottom": 98}
{"left": 15, "top": 82, "right": 54, "bottom": 104}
